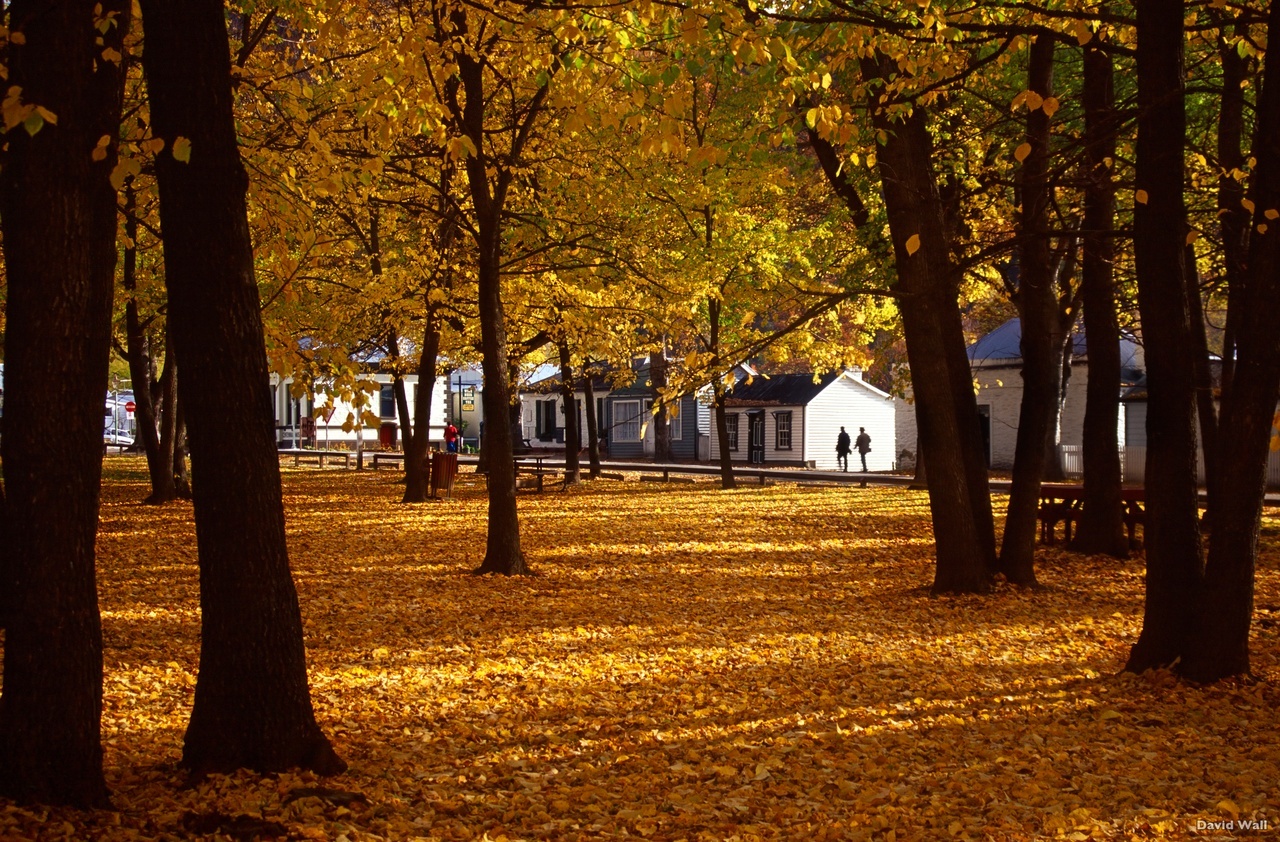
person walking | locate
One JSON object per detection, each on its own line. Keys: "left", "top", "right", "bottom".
{"left": 836, "top": 426, "right": 851, "bottom": 472}
{"left": 855, "top": 427, "right": 872, "bottom": 473}
{"left": 444, "top": 422, "right": 459, "bottom": 453}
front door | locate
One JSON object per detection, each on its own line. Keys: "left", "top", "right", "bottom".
{"left": 748, "top": 412, "right": 765, "bottom": 464}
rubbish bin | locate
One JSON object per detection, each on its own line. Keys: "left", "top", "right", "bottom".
{"left": 430, "top": 451, "right": 458, "bottom": 499}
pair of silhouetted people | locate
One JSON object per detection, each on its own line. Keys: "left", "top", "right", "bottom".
{"left": 836, "top": 426, "right": 871, "bottom": 473}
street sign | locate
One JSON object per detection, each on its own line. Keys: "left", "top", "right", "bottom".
{"left": 124, "top": 401, "right": 136, "bottom": 414}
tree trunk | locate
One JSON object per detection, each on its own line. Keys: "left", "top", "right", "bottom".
{"left": 1184, "top": 244, "right": 1219, "bottom": 527}
{"left": 999, "top": 36, "right": 1057, "bottom": 587}
{"left": 650, "top": 349, "right": 671, "bottom": 463}
{"left": 1125, "top": 0, "right": 1204, "bottom": 673}
{"left": 0, "top": 0, "right": 128, "bottom": 808}
{"left": 712, "top": 384, "right": 737, "bottom": 490}
{"left": 1181, "top": 0, "right": 1280, "bottom": 682}
{"left": 121, "top": 177, "right": 173, "bottom": 503}
{"left": 709, "top": 299, "right": 737, "bottom": 490}
{"left": 454, "top": 37, "right": 529, "bottom": 575}
{"left": 403, "top": 309, "right": 441, "bottom": 503}
{"left": 583, "top": 365, "right": 603, "bottom": 478}
{"left": 140, "top": 0, "right": 343, "bottom": 775}
{"left": 155, "top": 345, "right": 186, "bottom": 500}
{"left": 1216, "top": 17, "right": 1250, "bottom": 406}
{"left": 1070, "top": 36, "right": 1130, "bottom": 558}
{"left": 558, "top": 341, "right": 582, "bottom": 485}
{"left": 863, "top": 56, "right": 996, "bottom": 593}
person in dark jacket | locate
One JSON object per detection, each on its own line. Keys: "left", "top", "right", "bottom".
{"left": 836, "top": 427, "right": 851, "bottom": 471}
{"left": 855, "top": 427, "right": 872, "bottom": 473}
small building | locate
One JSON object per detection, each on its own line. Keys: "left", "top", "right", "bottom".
{"left": 518, "top": 369, "right": 615, "bottom": 453}
{"left": 271, "top": 372, "right": 447, "bottom": 450}
{"left": 707, "top": 370, "right": 896, "bottom": 470}
{"left": 967, "top": 318, "right": 1144, "bottom": 471}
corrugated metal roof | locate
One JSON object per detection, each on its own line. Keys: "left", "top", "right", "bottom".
{"left": 723, "top": 372, "right": 840, "bottom": 406}
{"left": 968, "top": 317, "right": 1143, "bottom": 373}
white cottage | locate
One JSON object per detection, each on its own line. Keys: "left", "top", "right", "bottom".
{"left": 967, "top": 318, "right": 1144, "bottom": 470}
{"left": 271, "top": 372, "right": 448, "bottom": 450}
{"left": 707, "top": 370, "right": 896, "bottom": 470}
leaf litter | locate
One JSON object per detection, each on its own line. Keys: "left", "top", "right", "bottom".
{"left": 2, "top": 460, "right": 1278, "bottom": 841}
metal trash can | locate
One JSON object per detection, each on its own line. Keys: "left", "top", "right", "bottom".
{"left": 430, "top": 451, "right": 458, "bottom": 499}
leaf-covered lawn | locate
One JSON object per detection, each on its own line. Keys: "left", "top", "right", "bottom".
{"left": 4, "top": 460, "right": 1278, "bottom": 841}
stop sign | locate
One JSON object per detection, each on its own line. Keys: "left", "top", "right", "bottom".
{"left": 124, "top": 401, "right": 136, "bottom": 413}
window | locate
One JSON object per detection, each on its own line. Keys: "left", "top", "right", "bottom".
{"left": 669, "top": 403, "right": 683, "bottom": 441}
{"left": 380, "top": 384, "right": 396, "bottom": 418}
{"left": 775, "top": 411, "right": 792, "bottom": 450}
{"left": 726, "top": 413, "right": 739, "bottom": 451}
{"left": 615, "top": 399, "right": 642, "bottom": 442}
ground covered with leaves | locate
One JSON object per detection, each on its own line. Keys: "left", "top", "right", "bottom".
{"left": 2, "top": 460, "right": 1279, "bottom": 841}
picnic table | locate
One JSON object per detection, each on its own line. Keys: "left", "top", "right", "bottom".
{"left": 1039, "top": 483, "right": 1145, "bottom": 545}
{"left": 514, "top": 456, "right": 559, "bottom": 492}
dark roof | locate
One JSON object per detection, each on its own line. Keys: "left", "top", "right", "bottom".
{"left": 723, "top": 372, "right": 839, "bottom": 407}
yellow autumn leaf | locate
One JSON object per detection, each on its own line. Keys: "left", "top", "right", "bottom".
{"left": 1135, "top": 189, "right": 1149, "bottom": 205}
{"left": 905, "top": 233, "right": 921, "bottom": 255}
{"left": 1014, "top": 142, "right": 1032, "bottom": 163}
{"left": 1041, "top": 97, "right": 1060, "bottom": 117}
{"left": 172, "top": 136, "right": 192, "bottom": 163}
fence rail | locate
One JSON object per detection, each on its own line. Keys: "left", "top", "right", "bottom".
{"left": 1060, "top": 443, "right": 1280, "bottom": 488}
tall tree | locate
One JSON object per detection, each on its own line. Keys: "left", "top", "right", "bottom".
{"left": 1182, "top": 0, "right": 1280, "bottom": 682}
{"left": 862, "top": 54, "right": 998, "bottom": 593}
{"left": 999, "top": 35, "right": 1061, "bottom": 587}
{"left": 1125, "top": 0, "right": 1204, "bottom": 673}
{"left": 444, "top": 4, "right": 548, "bottom": 574}
{"left": 138, "top": 0, "right": 343, "bottom": 774}
{"left": 0, "top": 0, "right": 128, "bottom": 807}
{"left": 1070, "top": 28, "right": 1130, "bottom": 558}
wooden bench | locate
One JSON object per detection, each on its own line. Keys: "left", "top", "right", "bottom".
{"left": 278, "top": 448, "right": 351, "bottom": 469}
{"left": 1039, "top": 483, "right": 1145, "bottom": 545}
{"left": 368, "top": 452, "right": 405, "bottom": 470}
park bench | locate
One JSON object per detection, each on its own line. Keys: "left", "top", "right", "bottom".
{"left": 1038, "top": 483, "right": 1145, "bottom": 545}
{"left": 369, "top": 452, "right": 405, "bottom": 470}
{"left": 278, "top": 448, "right": 351, "bottom": 469}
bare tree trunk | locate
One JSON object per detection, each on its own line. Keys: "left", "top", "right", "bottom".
{"left": 1126, "top": 0, "right": 1204, "bottom": 673}
{"left": 557, "top": 341, "right": 581, "bottom": 484}
{"left": 650, "top": 349, "right": 671, "bottom": 462}
{"left": 121, "top": 177, "right": 172, "bottom": 502}
{"left": 708, "top": 299, "right": 737, "bottom": 490}
{"left": 141, "top": 0, "right": 343, "bottom": 774}
{"left": 1182, "top": 0, "right": 1280, "bottom": 682}
{"left": 583, "top": 364, "right": 603, "bottom": 478}
{"left": 0, "top": 0, "right": 129, "bottom": 807}
{"left": 1071, "top": 32, "right": 1129, "bottom": 558}
{"left": 403, "top": 311, "right": 441, "bottom": 503}
{"left": 1000, "top": 36, "right": 1058, "bottom": 587}
{"left": 862, "top": 54, "right": 996, "bottom": 593}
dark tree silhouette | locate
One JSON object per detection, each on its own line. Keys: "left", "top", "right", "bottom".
{"left": 139, "top": 0, "right": 343, "bottom": 774}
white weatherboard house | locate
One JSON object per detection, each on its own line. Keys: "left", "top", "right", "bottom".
{"left": 708, "top": 370, "right": 896, "bottom": 470}
{"left": 967, "top": 318, "right": 1144, "bottom": 471}
{"left": 271, "top": 373, "right": 447, "bottom": 450}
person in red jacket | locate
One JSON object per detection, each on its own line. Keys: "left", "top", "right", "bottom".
{"left": 444, "top": 422, "right": 459, "bottom": 453}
